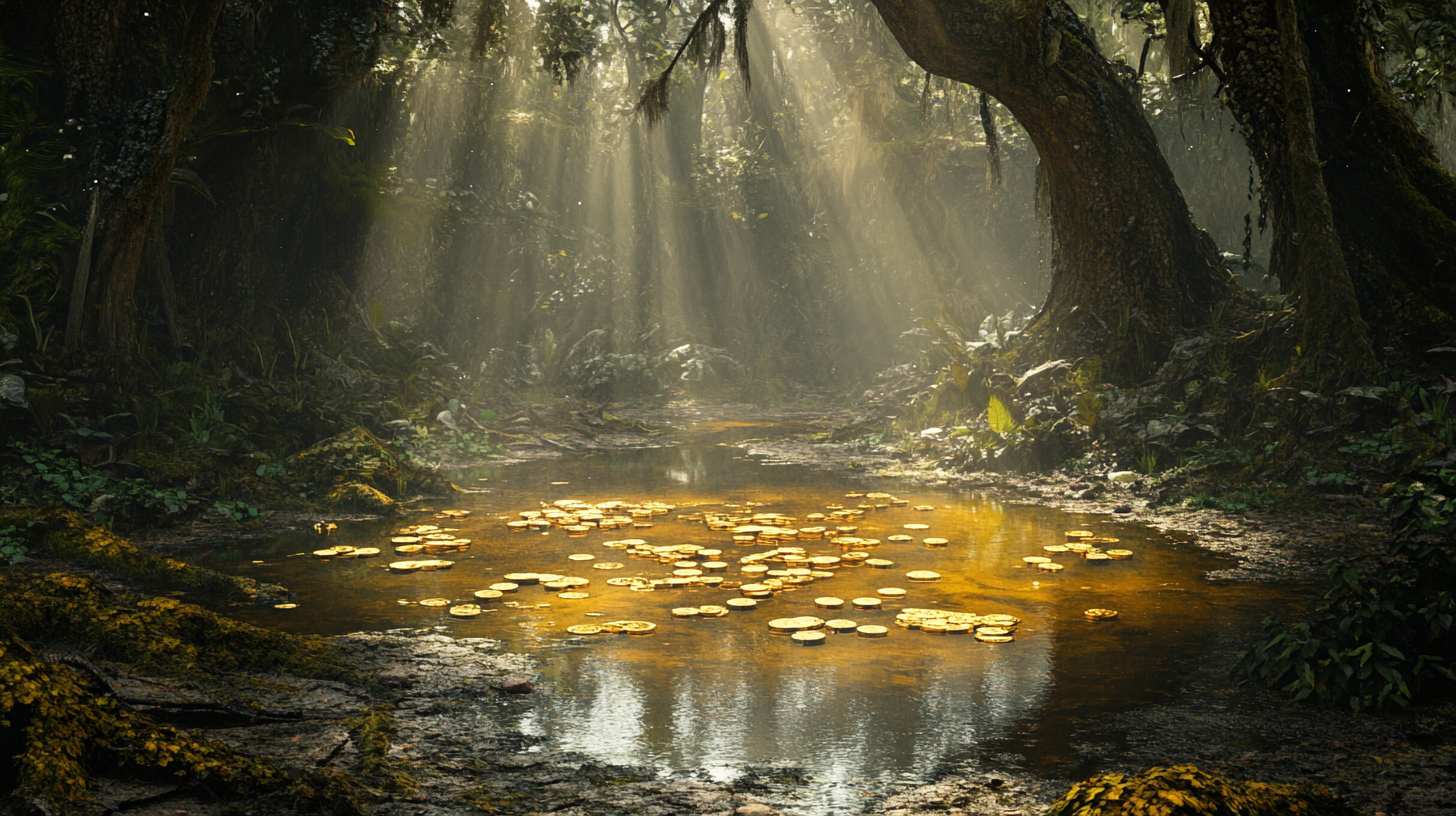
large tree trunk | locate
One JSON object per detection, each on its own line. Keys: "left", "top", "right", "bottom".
{"left": 865, "top": 0, "right": 1238, "bottom": 364}
{"left": 1209, "top": 0, "right": 1456, "bottom": 370}
{"left": 89, "top": 0, "right": 224, "bottom": 366}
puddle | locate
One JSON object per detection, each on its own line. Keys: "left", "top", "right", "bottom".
{"left": 205, "top": 438, "right": 1304, "bottom": 813}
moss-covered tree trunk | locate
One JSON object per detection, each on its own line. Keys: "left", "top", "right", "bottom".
{"left": 865, "top": 0, "right": 1238, "bottom": 361}
{"left": 1209, "top": 0, "right": 1456, "bottom": 369}
{"left": 89, "top": 0, "right": 224, "bottom": 367}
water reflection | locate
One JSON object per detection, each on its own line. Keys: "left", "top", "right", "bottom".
{"left": 205, "top": 442, "right": 1300, "bottom": 814}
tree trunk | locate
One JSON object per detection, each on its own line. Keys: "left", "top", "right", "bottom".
{"left": 1209, "top": 0, "right": 1456, "bottom": 368}
{"left": 865, "top": 0, "right": 1238, "bottom": 364}
{"left": 90, "top": 0, "right": 224, "bottom": 366}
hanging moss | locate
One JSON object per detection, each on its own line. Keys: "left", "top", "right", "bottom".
{"left": 1046, "top": 764, "right": 1358, "bottom": 816}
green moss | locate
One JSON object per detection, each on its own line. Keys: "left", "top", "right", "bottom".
{"left": 294, "top": 427, "right": 455, "bottom": 500}
{"left": 350, "top": 703, "right": 418, "bottom": 795}
{"left": 11, "top": 508, "right": 286, "bottom": 602}
{"left": 327, "top": 482, "right": 399, "bottom": 515}
{"left": 1046, "top": 764, "right": 1358, "bottom": 816}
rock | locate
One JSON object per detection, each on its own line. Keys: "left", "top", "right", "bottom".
{"left": 326, "top": 482, "right": 399, "bottom": 515}
{"left": 1112, "top": 503, "right": 1133, "bottom": 514}
{"left": 736, "top": 805, "right": 779, "bottom": 816}
{"left": 378, "top": 668, "right": 414, "bottom": 688}
{"left": 501, "top": 677, "right": 535, "bottom": 694}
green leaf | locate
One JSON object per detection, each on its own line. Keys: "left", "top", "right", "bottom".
{"left": 988, "top": 395, "right": 1017, "bottom": 435}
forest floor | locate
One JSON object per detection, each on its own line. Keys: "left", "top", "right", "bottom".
{"left": 22, "top": 398, "right": 1456, "bottom": 816}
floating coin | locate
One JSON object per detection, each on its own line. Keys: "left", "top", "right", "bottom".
{"left": 913, "top": 505, "right": 935, "bottom": 511}
{"left": 975, "top": 632, "right": 1015, "bottom": 643}
{"left": 1043, "top": 545, "right": 1070, "bottom": 554}
{"left": 617, "top": 621, "right": 657, "bottom": 636}
{"left": 808, "top": 556, "right": 842, "bottom": 568}
{"left": 391, "top": 536, "right": 422, "bottom": 544}
{"left": 504, "top": 573, "right": 540, "bottom": 584}
{"left": 921, "top": 620, "right": 949, "bottom": 634}
{"left": 354, "top": 548, "right": 381, "bottom": 557}
{"left": 274, "top": 603, "right": 298, "bottom": 609}
{"left": 416, "top": 559, "right": 454, "bottom": 571}
{"left": 944, "top": 623, "right": 971, "bottom": 635}
{"left": 906, "top": 570, "right": 941, "bottom": 582}
{"left": 489, "top": 582, "right": 520, "bottom": 593}
{"left": 1065, "top": 530, "right": 1094, "bottom": 542}
{"left": 672, "top": 607, "right": 700, "bottom": 618}
{"left": 419, "top": 598, "right": 450, "bottom": 607}
{"left": 313, "top": 547, "right": 350, "bottom": 557}
{"left": 814, "top": 597, "right": 845, "bottom": 609}
{"left": 887, "top": 535, "right": 913, "bottom": 543}
{"left": 726, "top": 598, "right": 759, "bottom": 610}
{"left": 698, "top": 605, "right": 729, "bottom": 617}
{"left": 449, "top": 604, "right": 482, "bottom": 618}
{"left": 856, "top": 625, "right": 889, "bottom": 638}
{"left": 605, "top": 577, "right": 640, "bottom": 587}
{"left": 977, "top": 626, "right": 1013, "bottom": 637}
{"left": 1106, "top": 549, "right": 1134, "bottom": 559}
{"left": 700, "top": 561, "right": 728, "bottom": 572}
{"left": 558, "top": 592, "right": 590, "bottom": 600}
{"left": 1022, "top": 556, "right": 1051, "bottom": 565}
{"left": 792, "top": 631, "right": 826, "bottom": 646}
{"left": 566, "top": 625, "right": 603, "bottom": 635}
{"left": 1066, "top": 542, "right": 1093, "bottom": 552}
{"left": 474, "top": 589, "right": 504, "bottom": 600}
{"left": 1037, "top": 562, "right": 1064, "bottom": 572}
{"left": 923, "top": 538, "right": 948, "bottom": 547}
{"left": 593, "top": 562, "right": 625, "bottom": 570}
{"left": 1084, "top": 608, "right": 1119, "bottom": 622}
{"left": 825, "top": 619, "right": 858, "bottom": 632}
{"left": 877, "top": 587, "right": 907, "bottom": 598}
{"left": 673, "top": 568, "right": 703, "bottom": 577}
{"left": 1085, "top": 552, "right": 1111, "bottom": 563}
{"left": 568, "top": 554, "right": 595, "bottom": 561}
{"left": 852, "top": 597, "right": 882, "bottom": 609}
{"left": 388, "top": 560, "right": 422, "bottom": 572}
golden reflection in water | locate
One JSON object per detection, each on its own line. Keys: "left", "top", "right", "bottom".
{"left": 210, "top": 444, "right": 1300, "bottom": 814}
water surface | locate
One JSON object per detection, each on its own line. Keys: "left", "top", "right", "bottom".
{"left": 206, "top": 435, "right": 1298, "bottom": 813}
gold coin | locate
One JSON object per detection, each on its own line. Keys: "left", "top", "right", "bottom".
{"left": 489, "top": 582, "right": 520, "bottom": 593}
{"left": 567, "top": 624, "right": 603, "bottom": 635}
{"left": 825, "top": 619, "right": 858, "bottom": 632}
{"left": 856, "top": 625, "right": 889, "bottom": 638}
{"left": 474, "top": 589, "right": 504, "bottom": 600}
{"left": 419, "top": 598, "right": 450, "bottom": 607}
{"left": 273, "top": 603, "right": 298, "bottom": 609}
{"left": 852, "top": 597, "right": 882, "bottom": 609}
{"left": 415, "top": 559, "right": 453, "bottom": 570}
{"left": 921, "top": 620, "right": 949, "bottom": 634}
{"left": 449, "top": 604, "right": 482, "bottom": 617}
{"left": 977, "top": 626, "right": 1013, "bottom": 636}
{"left": 388, "top": 560, "right": 422, "bottom": 572}
{"left": 923, "top": 538, "right": 948, "bottom": 547}
{"left": 673, "top": 568, "right": 703, "bottom": 577}
{"left": 943, "top": 623, "right": 971, "bottom": 634}
{"left": 913, "top": 505, "right": 935, "bottom": 511}
{"left": 604, "top": 576, "right": 638, "bottom": 586}
{"left": 903, "top": 523, "right": 930, "bottom": 531}
{"left": 617, "top": 621, "right": 657, "bottom": 635}
{"left": 726, "top": 598, "right": 759, "bottom": 609}
{"left": 568, "top": 554, "right": 595, "bottom": 561}
{"left": 906, "top": 570, "right": 941, "bottom": 582}
{"left": 1065, "top": 530, "right": 1094, "bottom": 541}
{"left": 390, "top": 536, "right": 422, "bottom": 544}
{"left": 558, "top": 592, "right": 590, "bottom": 600}
{"left": 1023, "top": 556, "right": 1051, "bottom": 565}
{"left": 1084, "top": 608, "right": 1119, "bottom": 621}
{"left": 877, "top": 587, "right": 907, "bottom": 598}
{"left": 975, "top": 632, "right": 1015, "bottom": 643}
{"left": 1106, "top": 549, "right": 1134, "bottom": 559}
{"left": 698, "top": 605, "right": 729, "bottom": 617}
{"left": 504, "top": 573, "right": 541, "bottom": 584}
{"left": 1043, "top": 544, "right": 1070, "bottom": 554}
{"left": 1085, "top": 552, "right": 1111, "bottom": 563}
{"left": 792, "top": 631, "right": 826, "bottom": 645}
{"left": 887, "top": 535, "right": 914, "bottom": 543}
{"left": 814, "top": 597, "right": 845, "bottom": 609}
{"left": 1037, "top": 562, "right": 1064, "bottom": 572}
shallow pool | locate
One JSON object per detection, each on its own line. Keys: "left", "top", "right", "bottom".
{"left": 206, "top": 435, "right": 1299, "bottom": 813}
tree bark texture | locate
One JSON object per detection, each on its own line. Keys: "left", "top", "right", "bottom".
{"left": 91, "top": 0, "right": 224, "bottom": 364}
{"left": 1209, "top": 0, "right": 1456, "bottom": 358}
{"left": 864, "top": 0, "right": 1237, "bottom": 358}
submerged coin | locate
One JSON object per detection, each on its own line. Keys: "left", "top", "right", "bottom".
{"left": 1084, "top": 608, "right": 1119, "bottom": 621}
{"left": 1037, "top": 562, "right": 1064, "bottom": 572}
{"left": 557, "top": 592, "right": 590, "bottom": 600}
